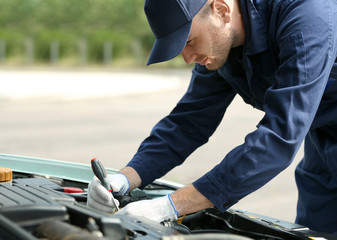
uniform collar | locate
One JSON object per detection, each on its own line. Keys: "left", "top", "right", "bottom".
{"left": 239, "top": 0, "right": 269, "bottom": 55}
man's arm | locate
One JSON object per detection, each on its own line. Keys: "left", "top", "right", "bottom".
{"left": 171, "top": 184, "right": 213, "bottom": 216}
{"left": 119, "top": 166, "right": 142, "bottom": 191}
{"left": 127, "top": 64, "right": 236, "bottom": 189}
{"left": 120, "top": 166, "right": 213, "bottom": 217}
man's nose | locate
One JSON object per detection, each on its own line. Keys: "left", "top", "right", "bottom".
{"left": 181, "top": 49, "right": 196, "bottom": 65}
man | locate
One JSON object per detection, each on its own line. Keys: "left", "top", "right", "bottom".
{"left": 88, "top": 0, "right": 337, "bottom": 234}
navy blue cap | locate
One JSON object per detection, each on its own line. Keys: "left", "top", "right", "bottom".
{"left": 144, "top": 0, "right": 208, "bottom": 65}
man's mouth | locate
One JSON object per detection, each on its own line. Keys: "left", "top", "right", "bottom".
{"left": 199, "top": 57, "right": 209, "bottom": 66}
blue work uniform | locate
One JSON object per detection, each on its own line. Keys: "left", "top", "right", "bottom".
{"left": 128, "top": 0, "right": 337, "bottom": 234}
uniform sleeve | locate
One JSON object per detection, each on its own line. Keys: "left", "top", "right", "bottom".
{"left": 193, "top": 0, "right": 337, "bottom": 211}
{"left": 128, "top": 64, "right": 236, "bottom": 188}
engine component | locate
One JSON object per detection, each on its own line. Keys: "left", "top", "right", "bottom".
{"left": 35, "top": 220, "right": 109, "bottom": 240}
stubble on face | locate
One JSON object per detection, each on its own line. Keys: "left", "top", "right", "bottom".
{"left": 205, "top": 20, "right": 234, "bottom": 70}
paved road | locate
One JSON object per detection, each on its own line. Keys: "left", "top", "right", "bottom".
{"left": 0, "top": 67, "right": 303, "bottom": 222}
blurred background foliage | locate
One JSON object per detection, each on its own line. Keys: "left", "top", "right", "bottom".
{"left": 0, "top": 0, "right": 185, "bottom": 67}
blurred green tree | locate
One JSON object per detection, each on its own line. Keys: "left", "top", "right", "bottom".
{"left": 0, "top": 0, "right": 154, "bottom": 66}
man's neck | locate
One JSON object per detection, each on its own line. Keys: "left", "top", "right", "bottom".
{"left": 231, "top": 0, "right": 245, "bottom": 47}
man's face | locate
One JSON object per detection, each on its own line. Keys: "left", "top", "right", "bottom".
{"left": 181, "top": 11, "right": 234, "bottom": 70}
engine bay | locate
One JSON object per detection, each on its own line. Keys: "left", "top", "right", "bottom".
{"left": 1, "top": 171, "right": 337, "bottom": 240}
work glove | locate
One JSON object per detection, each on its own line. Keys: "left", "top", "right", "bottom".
{"left": 87, "top": 173, "right": 130, "bottom": 213}
{"left": 116, "top": 194, "right": 178, "bottom": 222}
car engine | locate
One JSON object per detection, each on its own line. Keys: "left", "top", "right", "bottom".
{"left": 1, "top": 170, "right": 337, "bottom": 240}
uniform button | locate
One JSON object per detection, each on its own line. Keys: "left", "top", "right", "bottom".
{"left": 223, "top": 201, "right": 231, "bottom": 208}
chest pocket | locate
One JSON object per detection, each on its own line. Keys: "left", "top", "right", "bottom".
{"left": 245, "top": 49, "right": 278, "bottom": 107}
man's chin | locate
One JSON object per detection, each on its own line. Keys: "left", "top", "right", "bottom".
{"left": 205, "top": 63, "right": 221, "bottom": 71}
{"left": 205, "top": 58, "right": 227, "bottom": 71}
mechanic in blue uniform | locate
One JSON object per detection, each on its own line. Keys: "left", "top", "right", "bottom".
{"left": 88, "top": 0, "right": 337, "bottom": 234}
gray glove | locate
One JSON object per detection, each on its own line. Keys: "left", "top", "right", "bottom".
{"left": 116, "top": 194, "right": 178, "bottom": 222}
{"left": 87, "top": 173, "right": 130, "bottom": 212}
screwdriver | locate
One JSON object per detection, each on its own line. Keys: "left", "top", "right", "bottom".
{"left": 91, "top": 158, "right": 119, "bottom": 211}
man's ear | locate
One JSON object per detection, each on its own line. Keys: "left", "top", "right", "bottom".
{"left": 211, "top": 0, "right": 231, "bottom": 23}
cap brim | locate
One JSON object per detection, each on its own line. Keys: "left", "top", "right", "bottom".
{"left": 146, "top": 22, "right": 192, "bottom": 65}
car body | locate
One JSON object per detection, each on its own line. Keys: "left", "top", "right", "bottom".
{"left": 1, "top": 153, "right": 336, "bottom": 240}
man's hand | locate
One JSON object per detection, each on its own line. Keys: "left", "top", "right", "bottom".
{"left": 116, "top": 195, "right": 178, "bottom": 222}
{"left": 87, "top": 173, "right": 130, "bottom": 212}
{"left": 115, "top": 184, "right": 213, "bottom": 222}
